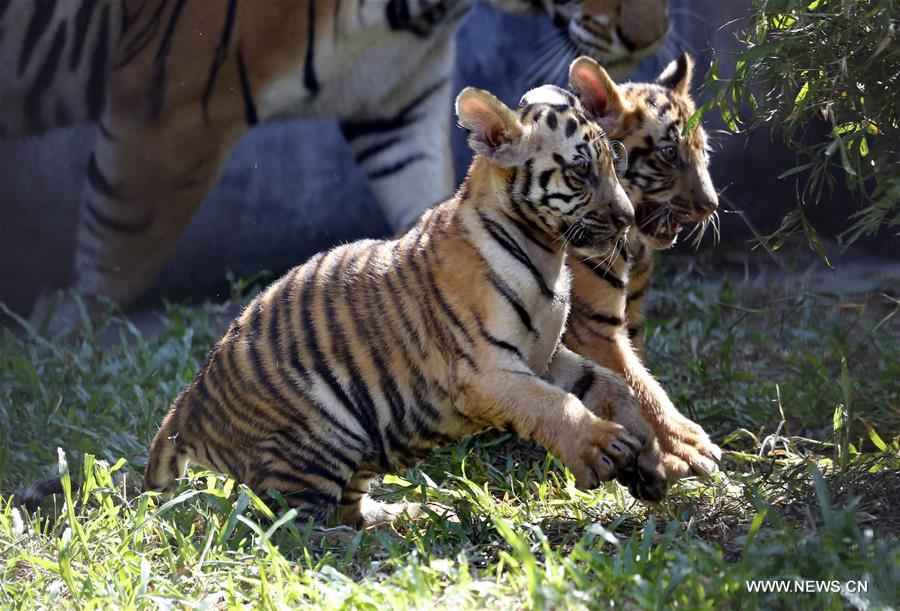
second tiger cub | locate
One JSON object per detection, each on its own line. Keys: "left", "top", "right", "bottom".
{"left": 143, "top": 83, "right": 668, "bottom": 528}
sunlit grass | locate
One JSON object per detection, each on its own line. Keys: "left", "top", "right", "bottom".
{"left": 1, "top": 271, "right": 898, "bottom": 609}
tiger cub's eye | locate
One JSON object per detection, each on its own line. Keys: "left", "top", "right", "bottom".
{"left": 571, "top": 160, "right": 592, "bottom": 177}
{"left": 660, "top": 145, "right": 678, "bottom": 162}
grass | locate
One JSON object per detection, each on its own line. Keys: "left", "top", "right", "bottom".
{"left": 0, "top": 261, "right": 898, "bottom": 609}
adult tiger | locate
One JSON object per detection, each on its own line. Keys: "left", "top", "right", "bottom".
{"left": 0, "top": 0, "right": 668, "bottom": 317}
{"left": 139, "top": 82, "right": 669, "bottom": 528}
{"left": 563, "top": 53, "right": 722, "bottom": 486}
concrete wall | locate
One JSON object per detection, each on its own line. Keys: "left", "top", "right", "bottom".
{"left": 4, "top": 0, "right": 872, "bottom": 316}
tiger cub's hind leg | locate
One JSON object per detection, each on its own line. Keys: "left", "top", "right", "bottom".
{"left": 142, "top": 412, "right": 193, "bottom": 499}
{"left": 339, "top": 471, "right": 422, "bottom": 530}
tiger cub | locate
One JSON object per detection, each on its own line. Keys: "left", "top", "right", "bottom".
{"left": 142, "top": 83, "right": 668, "bottom": 528}
{"left": 563, "top": 54, "right": 722, "bottom": 488}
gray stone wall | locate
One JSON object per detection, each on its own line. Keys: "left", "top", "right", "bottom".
{"left": 3, "top": 0, "right": 875, "bottom": 316}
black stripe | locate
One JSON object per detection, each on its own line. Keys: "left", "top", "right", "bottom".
{"left": 280, "top": 487, "right": 340, "bottom": 509}
{"left": 85, "top": 201, "right": 150, "bottom": 235}
{"left": 479, "top": 213, "right": 552, "bottom": 298}
{"left": 245, "top": 294, "right": 343, "bottom": 444}
{"left": 418, "top": 242, "right": 475, "bottom": 347}
{"left": 367, "top": 152, "right": 428, "bottom": 180}
{"left": 120, "top": 0, "right": 149, "bottom": 35}
{"left": 571, "top": 366, "right": 596, "bottom": 400}
{"left": 24, "top": 22, "right": 66, "bottom": 132}
{"left": 628, "top": 326, "right": 642, "bottom": 339}
{"left": 588, "top": 264, "right": 625, "bottom": 290}
{"left": 380, "top": 260, "right": 429, "bottom": 361}
{"left": 243, "top": 298, "right": 363, "bottom": 473}
{"left": 340, "top": 253, "right": 422, "bottom": 452}
{"left": 589, "top": 313, "right": 623, "bottom": 327}
{"left": 86, "top": 5, "right": 110, "bottom": 120}
{"left": 201, "top": 354, "right": 274, "bottom": 441}
{"left": 115, "top": 0, "right": 166, "bottom": 69}
{"left": 201, "top": 0, "right": 238, "bottom": 123}
{"left": 257, "top": 467, "right": 327, "bottom": 494}
{"left": 386, "top": 0, "right": 410, "bottom": 30}
{"left": 472, "top": 310, "right": 525, "bottom": 361}
{"left": 18, "top": 0, "right": 57, "bottom": 76}
{"left": 320, "top": 251, "right": 390, "bottom": 467}
{"left": 485, "top": 268, "right": 535, "bottom": 333}
{"left": 147, "top": 0, "right": 186, "bottom": 118}
{"left": 354, "top": 135, "right": 402, "bottom": 164}
{"left": 70, "top": 0, "right": 97, "bottom": 71}
{"left": 278, "top": 267, "right": 370, "bottom": 455}
{"left": 404, "top": 257, "right": 477, "bottom": 374}
{"left": 501, "top": 212, "right": 553, "bottom": 253}
{"left": 626, "top": 285, "right": 648, "bottom": 303}
{"left": 298, "top": 258, "right": 379, "bottom": 452}
{"left": 304, "top": 0, "right": 320, "bottom": 94}
{"left": 235, "top": 47, "right": 258, "bottom": 126}
{"left": 87, "top": 153, "right": 125, "bottom": 199}
{"left": 340, "top": 77, "right": 448, "bottom": 140}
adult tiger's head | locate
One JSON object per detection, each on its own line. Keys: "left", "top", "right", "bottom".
{"left": 503, "top": 0, "right": 670, "bottom": 76}
{"left": 568, "top": 52, "right": 719, "bottom": 250}
{"left": 456, "top": 84, "right": 634, "bottom": 257}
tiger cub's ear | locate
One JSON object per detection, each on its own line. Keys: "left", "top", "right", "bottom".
{"left": 655, "top": 52, "right": 693, "bottom": 96}
{"left": 568, "top": 56, "right": 624, "bottom": 124}
{"left": 456, "top": 87, "right": 527, "bottom": 167}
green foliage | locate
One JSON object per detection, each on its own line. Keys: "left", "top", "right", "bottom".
{"left": 693, "top": 0, "right": 899, "bottom": 259}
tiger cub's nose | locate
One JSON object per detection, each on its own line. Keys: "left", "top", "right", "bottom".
{"left": 613, "top": 211, "right": 635, "bottom": 230}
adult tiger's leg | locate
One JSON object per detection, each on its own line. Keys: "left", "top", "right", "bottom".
{"left": 340, "top": 49, "right": 456, "bottom": 232}
{"left": 543, "top": 344, "right": 668, "bottom": 501}
{"left": 71, "top": 118, "right": 243, "bottom": 312}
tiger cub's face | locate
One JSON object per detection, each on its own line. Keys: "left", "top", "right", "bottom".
{"left": 456, "top": 85, "right": 634, "bottom": 258}
{"left": 569, "top": 53, "right": 718, "bottom": 250}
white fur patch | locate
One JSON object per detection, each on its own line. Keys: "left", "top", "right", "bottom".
{"left": 520, "top": 85, "right": 573, "bottom": 108}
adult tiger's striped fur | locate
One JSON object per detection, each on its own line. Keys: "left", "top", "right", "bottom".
{"left": 0, "top": 0, "right": 669, "bottom": 319}
{"left": 139, "top": 83, "right": 673, "bottom": 528}
{"left": 562, "top": 53, "right": 722, "bottom": 484}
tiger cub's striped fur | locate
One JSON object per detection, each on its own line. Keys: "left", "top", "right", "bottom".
{"left": 562, "top": 54, "right": 722, "bottom": 486}
{"left": 143, "top": 83, "right": 668, "bottom": 528}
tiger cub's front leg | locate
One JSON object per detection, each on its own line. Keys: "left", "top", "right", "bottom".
{"left": 623, "top": 241, "right": 654, "bottom": 361}
{"left": 543, "top": 344, "right": 667, "bottom": 501}
{"left": 579, "top": 329, "right": 721, "bottom": 483}
{"left": 458, "top": 368, "right": 643, "bottom": 490}
{"left": 621, "top": 246, "right": 721, "bottom": 481}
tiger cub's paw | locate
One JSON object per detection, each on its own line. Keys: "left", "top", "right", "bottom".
{"left": 616, "top": 436, "right": 669, "bottom": 502}
{"left": 655, "top": 414, "right": 721, "bottom": 483}
{"left": 562, "top": 417, "right": 643, "bottom": 489}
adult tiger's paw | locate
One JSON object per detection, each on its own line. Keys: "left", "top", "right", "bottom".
{"left": 562, "top": 417, "right": 643, "bottom": 489}
{"left": 654, "top": 414, "right": 721, "bottom": 483}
